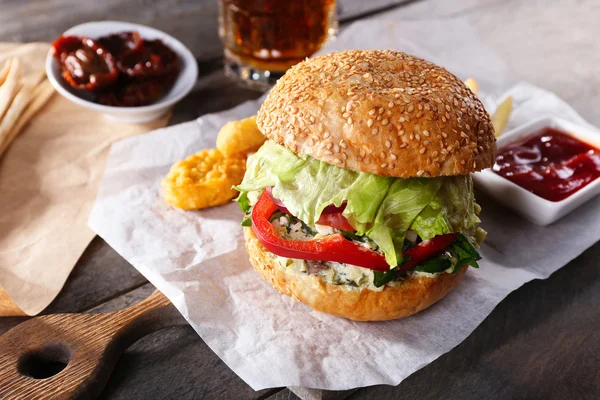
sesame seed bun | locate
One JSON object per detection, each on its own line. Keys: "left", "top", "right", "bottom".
{"left": 244, "top": 227, "right": 468, "bottom": 321}
{"left": 257, "top": 50, "right": 496, "bottom": 178}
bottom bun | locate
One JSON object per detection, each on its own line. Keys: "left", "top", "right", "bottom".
{"left": 244, "top": 227, "right": 467, "bottom": 321}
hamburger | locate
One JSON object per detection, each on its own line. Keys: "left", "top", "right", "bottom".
{"left": 235, "top": 50, "right": 495, "bottom": 321}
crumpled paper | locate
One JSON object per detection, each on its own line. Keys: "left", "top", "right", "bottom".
{"left": 89, "top": 19, "right": 600, "bottom": 390}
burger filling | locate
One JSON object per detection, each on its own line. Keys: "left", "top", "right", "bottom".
{"left": 236, "top": 140, "right": 485, "bottom": 290}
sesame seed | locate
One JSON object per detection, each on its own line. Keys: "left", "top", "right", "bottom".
{"left": 367, "top": 119, "right": 374, "bottom": 127}
{"left": 333, "top": 144, "right": 340, "bottom": 153}
{"left": 324, "top": 132, "right": 330, "bottom": 139}
{"left": 326, "top": 143, "right": 333, "bottom": 150}
{"left": 399, "top": 130, "right": 405, "bottom": 136}
{"left": 382, "top": 118, "right": 389, "bottom": 125}
{"left": 409, "top": 133, "right": 415, "bottom": 140}
{"left": 333, "top": 158, "right": 342, "bottom": 164}
{"left": 391, "top": 154, "right": 398, "bottom": 160}
{"left": 408, "top": 105, "right": 415, "bottom": 112}
{"left": 442, "top": 132, "right": 448, "bottom": 138}
{"left": 432, "top": 151, "right": 439, "bottom": 157}
{"left": 378, "top": 107, "right": 385, "bottom": 115}
{"left": 372, "top": 128, "right": 379, "bottom": 135}
{"left": 417, "top": 170, "right": 425, "bottom": 176}
{"left": 385, "top": 140, "right": 391, "bottom": 148}
{"left": 419, "top": 148, "right": 426, "bottom": 154}
{"left": 415, "top": 133, "right": 421, "bottom": 141}
{"left": 340, "top": 141, "right": 347, "bottom": 149}
{"left": 347, "top": 117, "right": 353, "bottom": 125}
{"left": 381, "top": 163, "right": 388, "bottom": 168}
{"left": 342, "top": 112, "right": 350, "bottom": 118}
{"left": 324, "top": 150, "right": 333, "bottom": 155}
{"left": 423, "top": 130, "right": 430, "bottom": 137}
{"left": 388, "top": 102, "right": 394, "bottom": 108}
{"left": 423, "top": 140, "right": 430, "bottom": 145}
{"left": 341, "top": 106, "right": 346, "bottom": 112}
{"left": 369, "top": 109, "right": 377, "bottom": 116}
{"left": 399, "top": 117, "right": 406, "bottom": 123}
{"left": 400, "top": 143, "right": 408, "bottom": 149}
{"left": 460, "top": 159, "right": 466, "bottom": 165}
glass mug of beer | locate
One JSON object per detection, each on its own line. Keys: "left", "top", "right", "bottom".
{"left": 219, "top": 0, "right": 338, "bottom": 89}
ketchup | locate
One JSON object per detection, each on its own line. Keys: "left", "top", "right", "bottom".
{"left": 493, "top": 127, "right": 600, "bottom": 202}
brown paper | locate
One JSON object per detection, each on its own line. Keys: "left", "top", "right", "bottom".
{"left": 0, "top": 43, "right": 170, "bottom": 316}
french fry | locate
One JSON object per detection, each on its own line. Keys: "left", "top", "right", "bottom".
{"left": 492, "top": 96, "right": 513, "bottom": 137}
{"left": 0, "top": 79, "right": 55, "bottom": 157}
{"left": 0, "top": 58, "right": 21, "bottom": 121}
{"left": 464, "top": 78, "right": 479, "bottom": 95}
{"left": 0, "top": 60, "right": 10, "bottom": 86}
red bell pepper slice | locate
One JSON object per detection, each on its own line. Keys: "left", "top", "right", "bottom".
{"left": 251, "top": 190, "right": 459, "bottom": 272}
{"left": 395, "top": 232, "right": 458, "bottom": 272}
{"left": 251, "top": 190, "right": 389, "bottom": 271}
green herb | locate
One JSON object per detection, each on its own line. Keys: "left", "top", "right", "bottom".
{"left": 373, "top": 256, "right": 411, "bottom": 288}
{"left": 300, "top": 220, "right": 317, "bottom": 236}
{"left": 241, "top": 218, "right": 252, "bottom": 227}
{"left": 413, "top": 257, "right": 452, "bottom": 273}
{"left": 236, "top": 192, "right": 250, "bottom": 213}
{"left": 448, "top": 233, "right": 481, "bottom": 273}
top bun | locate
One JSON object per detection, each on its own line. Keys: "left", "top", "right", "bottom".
{"left": 257, "top": 50, "right": 496, "bottom": 178}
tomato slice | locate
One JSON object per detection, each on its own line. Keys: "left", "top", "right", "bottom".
{"left": 264, "top": 187, "right": 354, "bottom": 231}
{"left": 317, "top": 213, "right": 355, "bottom": 231}
{"left": 250, "top": 190, "right": 459, "bottom": 272}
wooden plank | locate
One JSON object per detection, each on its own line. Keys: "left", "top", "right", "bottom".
{"left": 85, "top": 283, "right": 283, "bottom": 400}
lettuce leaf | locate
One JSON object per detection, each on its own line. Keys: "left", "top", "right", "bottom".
{"left": 410, "top": 175, "right": 480, "bottom": 240}
{"left": 236, "top": 141, "right": 479, "bottom": 267}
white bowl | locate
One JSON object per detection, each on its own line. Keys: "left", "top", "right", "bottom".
{"left": 473, "top": 116, "right": 600, "bottom": 225}
{"left": 46, "top": 21, "right": 198, "bottom": 123}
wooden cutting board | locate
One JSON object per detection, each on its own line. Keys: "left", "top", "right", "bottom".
{"left": 0, "top": 291, "right": 183, "bottom": 399}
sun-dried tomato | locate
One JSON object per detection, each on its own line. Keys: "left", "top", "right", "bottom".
{"left": 97, "top": 31, "right": 143, "bottom": 59}
{"left": 118, "top": 39, "right": 180, "bottom": 78}
{"left": 97, "top": 78, "right": 167, "bottom": 107}
{"left": 52, "top": 35, "right": 119, "bottom": 91}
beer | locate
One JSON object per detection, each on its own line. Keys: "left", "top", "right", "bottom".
{"left": 219, "top": 0, "right": 337, "bottom": 88}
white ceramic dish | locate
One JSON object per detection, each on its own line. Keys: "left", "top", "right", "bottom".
{"left": 46, "top": 21, "right": 198, "bottom": 123}
{"left": 473, "top": 116, "right": 600, "bottom": 225}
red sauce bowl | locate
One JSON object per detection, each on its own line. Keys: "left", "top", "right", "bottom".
{"left": 473, "top": 117, "right": 600, "bottom": 225}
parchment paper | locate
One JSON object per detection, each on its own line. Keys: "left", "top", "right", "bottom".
{"left": 89, "top": 19, "right": 600, "bottom": 390}
{"left": 0, "top": 43, "right": 170, "bottom": 316}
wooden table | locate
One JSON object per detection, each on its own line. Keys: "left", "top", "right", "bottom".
{"left": 1, "top": 0, "right": 599, "bottom": 399}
